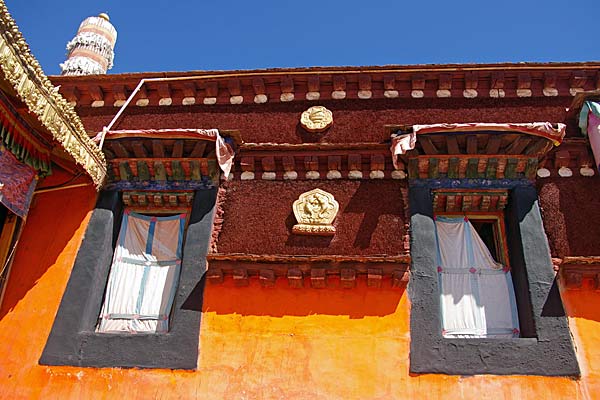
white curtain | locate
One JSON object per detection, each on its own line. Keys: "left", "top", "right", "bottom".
{"left": 435, "top": 217, "right": 520, "bottom": 338}
{"left": 97, "top": 211, "right": 186, "bottom": 333}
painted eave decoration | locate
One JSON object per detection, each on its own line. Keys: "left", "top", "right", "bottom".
{"left": 0, "top": 1, "right": 106, "bottom": 187}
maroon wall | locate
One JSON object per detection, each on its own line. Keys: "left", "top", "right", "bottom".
{"left": 78, "top": 97, "right": 572, "bottom": 144}
{"left": 214, "top": 180, "right": 408, "bottom": 256}
{"left": 537, "top": 176, "right": 600, "bottom": 257}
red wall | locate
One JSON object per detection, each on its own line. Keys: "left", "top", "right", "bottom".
{"left": 215, "top": 180, "right": 408, "bottom": 255}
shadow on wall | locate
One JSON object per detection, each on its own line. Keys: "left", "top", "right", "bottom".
{"left": 190, "top": 276, "right": 404, "bottom": 319}
{"left": 284, "top": 180, "right": 405, "bottom": 250}
{"left": 0, "top": 185, "right": 96, "bottom": 320}
{"left": 537, "top": 176, "right": 600, "bottom": 258}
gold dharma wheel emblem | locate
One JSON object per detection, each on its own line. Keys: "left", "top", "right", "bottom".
{"left": 300, "top": 106, "right": 333, "bottom": 133}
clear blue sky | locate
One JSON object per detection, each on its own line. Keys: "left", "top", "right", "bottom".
{"left": 7, "top": 0, "right": 599, "bottom": 76}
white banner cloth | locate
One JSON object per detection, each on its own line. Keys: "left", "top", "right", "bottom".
{"left": 97, "top": 211, "right": 186, "bottom": 333}
{"left": 435, "top": 217, "right": 519, "bottom": 338}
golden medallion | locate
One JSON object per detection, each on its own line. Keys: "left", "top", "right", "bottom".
{"left": 300, "top": 106, "right": 333, "bottom": 133}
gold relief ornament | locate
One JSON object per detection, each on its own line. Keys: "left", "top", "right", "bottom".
{"left": 300, "top": 106, "right": 333, "bottom": 133}
{"left": 292, "top": 188, "right": 339, "bottom": 236}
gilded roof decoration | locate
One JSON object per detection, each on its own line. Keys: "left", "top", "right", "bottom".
{"left": 0, "top": 1, "right": 106, "bottom": 187}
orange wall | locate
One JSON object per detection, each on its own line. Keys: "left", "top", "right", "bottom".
{"left": 0, "top": 188, "right": 599, "bottom": 399}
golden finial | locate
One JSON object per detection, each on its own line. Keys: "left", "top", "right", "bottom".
{"left": 98, "top": 13, "right": 110, "bottom": 21}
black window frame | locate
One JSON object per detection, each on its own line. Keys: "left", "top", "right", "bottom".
{"left": 40, "top": 188, "right": 216, "bottom": 369}
{"left": 408, "top": 183, "right": 580, "bottom": 376}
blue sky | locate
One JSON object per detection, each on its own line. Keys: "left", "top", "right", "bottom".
{"left": 7, "top": 0, "right": 599, "bottom": 76}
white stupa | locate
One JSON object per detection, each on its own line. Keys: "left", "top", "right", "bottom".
{"left": 60, "top": 13, "right": 117, "bottom": 75}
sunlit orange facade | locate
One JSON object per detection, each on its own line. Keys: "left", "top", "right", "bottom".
{"left": 1, "top": 4, "right": 600, "bottom": 399}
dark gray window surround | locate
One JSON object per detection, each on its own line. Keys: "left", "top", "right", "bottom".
{"left": 409, "top": 183, "right": 580, "bottom": 376}
{"left": 40, "top": 188, "right": 216, "bottom": 369}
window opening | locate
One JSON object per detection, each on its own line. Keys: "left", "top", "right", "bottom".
{"left": 97, "top": 210, "right": 187, "bottom": 334}
{"left": 471, "top": 220, "right": 499, "bottom": 262}
{"left": 434, "top": 214, "right": 520, "bottom": 339}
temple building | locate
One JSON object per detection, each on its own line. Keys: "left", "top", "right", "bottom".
{"left": 1, "top": 3, "right": 600, "bottom": 398}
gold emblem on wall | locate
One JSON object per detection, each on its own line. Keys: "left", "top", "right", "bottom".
{"left": 300, "top": 106, "right": 333, "bottom": 133}
{"left": 292, "top": 188, "right": 339, "bottom": 236}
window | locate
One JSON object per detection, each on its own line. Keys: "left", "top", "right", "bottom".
{"left": 434, "top": 214, "right": 519, "bottom": 339}
{"left": 97, "top": 211, "right": 187, "bottom": 334}
{"left": 40, "top": 189, "right": 217, "bottom": 369}
{"left": 408, "top": 185, "right": 579, "bottom": 376}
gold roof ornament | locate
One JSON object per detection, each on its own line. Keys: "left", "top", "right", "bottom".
{"left": 292, "top": 188, "right": 339, "bottom": 236}
{"left": 0, "top": 1, "right": 107, "bottom": 187}
{"left": 300, "top": 106, "right": 333, "bottom": 133}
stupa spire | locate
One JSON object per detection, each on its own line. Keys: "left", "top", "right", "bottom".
{"left": 60, "top": 13, "right": 117, "bottom": 75}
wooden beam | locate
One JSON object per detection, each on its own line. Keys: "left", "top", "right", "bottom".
{"left": 282, "top": 156, "right": 295, "bottom": 171}
{"left": 504, "top": 158, "right": 518, "bottom": 178}
{"left": 189, "top": 141, "right": 207, "bottom": 158}
{"left": 110, "top": 142, "right": 129, "bottom": 158}
{"left": 447, "top": 158, "right": 459, "bottom": 178}
{"left": 228, "top": 79, "right": 242, "bottom": 96}
{"left": 190, "top": 160, "right": 201, "bottom": 180}
{"left": 506, "top": 137, "right": 531, "bottom": 155}
{"left": 428, "top": 158, "right": 439, "bottom": 178}
{"left": 131, "top": 142, "right": 148, "bottom": 158}
{"left": 485, "top": 136, "right": 502, "bottom": 154}
{"left": 485, "top": 158, "right": 498, "bottom": 179}
{"left": 205, "top": 81, "right": 219, "bottom": 97}
{"left": 156, "top": 83, "right": 171, "bottom": 99}
{"left": 524, "top": 138, "right": 549, "bottom": 156}
{"left": 252, "top": 77, "right": 266, "bottom": 95}
{"left": 419, "top": 136, "right": 439, "bottom": 155}
{"left": 152, "top": 140, "right": 165, "bottom": 158}
{"left": 466, "top": 135, "right": 478, "bottom": 154}
{"left": 88, "top": 85, "right": 104, "bottom": 101}
{"left": 112, "top": 84, "right": 128, "bottom": 101}
{"left": 172, "top": 160, "right": 185, "bottom": 180}
{"left": 172, "top": 140, "right": 184, "bottom": 158}
{"left": 446, "top": 135, "right": 460, "bottom": 155}
{"left": 154, "top": 161, "right": 167, "bottom": 181}
{"left": 307, "top": 75, "right": 320, "bottom": 93}
{"left": 137, "top": 161, "right": 150, "bottom": 181}
{"left": 182, "top": 82, "right": 197, "bottom": 98}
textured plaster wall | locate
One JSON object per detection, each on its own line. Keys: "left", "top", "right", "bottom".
{"left": 215, "top": 180, "right": 407, "bottom": 256}
{"left": 0, "top": 184, "right": 598, "bottom": 398}
{"left": 77, "top": 97, "right": 571, "bottom": 144}
{"left": 537, "top": 176, "right": 600, "bottom": 257}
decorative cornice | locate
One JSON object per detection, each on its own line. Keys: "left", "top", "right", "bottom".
{"left": 235, "top": 143, "right": 397, "bottom": 181}
{"left": 206, "top": 254, "right": 410, "bottom": 288}
{"left": 432, "top": 189, "right": 508, "bottom": 213}
{"left": 0, "top": 1, "right": 106, "bottom": 187}
{"left": 556, "top": 256, "right": 600, "bottom": 290}
{"left": 51, "top": 63, "right": 600, "bottom": 108}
